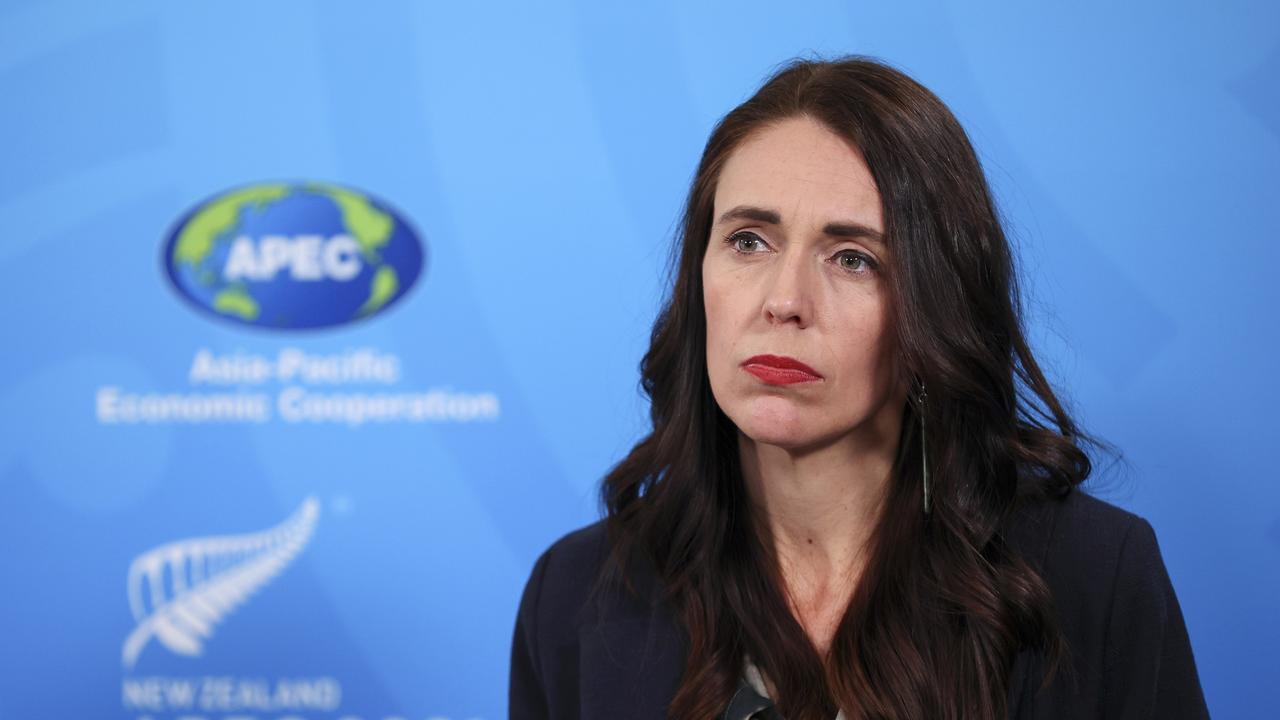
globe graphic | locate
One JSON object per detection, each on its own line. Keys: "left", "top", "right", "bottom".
{"left": 165, "top": 183, "right": 423, "bottom": 329}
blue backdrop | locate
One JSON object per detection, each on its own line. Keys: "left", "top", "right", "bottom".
{"left": 1, "top": 1, "right": 1275, "bottom": 718}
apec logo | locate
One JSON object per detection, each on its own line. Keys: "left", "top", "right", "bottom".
{"left": 163, "top": 181, "right": 425, "bottom": 330}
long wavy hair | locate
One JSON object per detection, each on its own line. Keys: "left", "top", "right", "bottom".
{"left": 598, "top": 55, "right": 1100, "bottom": 720}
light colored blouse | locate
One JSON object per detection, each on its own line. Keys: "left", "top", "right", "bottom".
{"left": 743, "top": 655, "right": 847, "bottom": 720}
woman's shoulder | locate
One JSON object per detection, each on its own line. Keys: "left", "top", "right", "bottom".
{"left": 515, "top": 517, "right": 656, "bottom": 639}
{"left": 511, "top": 518, "right": 688, "bottom": 718}
{"left": 519, "top": 519, "right": 609, "bottom": 617}
{"left": 1003, "top": 484, "right": 1174, "bottom": 623}
{"left": 536, "top": 517, "right": 612, "bottom": 577}
{"left": 1003, "top": 485, "right": 1209, "bottom": 717}
{"left": 1004, "top": 484, "right": 1162, "bottom": 588}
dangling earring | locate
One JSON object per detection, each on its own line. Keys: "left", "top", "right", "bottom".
{"left": 915, "top": 378, "right": 931, "bottom": 515}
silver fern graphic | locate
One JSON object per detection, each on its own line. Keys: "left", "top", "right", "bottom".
{"left": 122, "top": 496, "right": 320, "bottom": 668}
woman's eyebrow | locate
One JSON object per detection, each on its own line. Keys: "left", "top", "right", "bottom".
{"left": 716, "top": 204, "right": 885, "bottom": 246}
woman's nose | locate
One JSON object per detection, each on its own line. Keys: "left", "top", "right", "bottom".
{"left": 761, "top": 251, "right": 813, "bottom": 328}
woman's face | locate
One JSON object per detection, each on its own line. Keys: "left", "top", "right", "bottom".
{"left": 702, "top": 115, "right": 904, "bottom": 453}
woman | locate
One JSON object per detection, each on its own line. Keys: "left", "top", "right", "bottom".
{"left": 509, "top": 55, "right": 1209, "bottom": 719}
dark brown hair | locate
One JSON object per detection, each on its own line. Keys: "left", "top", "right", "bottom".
{"left": 599, "top": 54, "right": 1097, "bottom": 719}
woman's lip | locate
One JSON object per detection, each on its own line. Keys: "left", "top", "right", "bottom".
{"left": 743, "top": 365, "right": 822, "bottom": 385}
{"left": 740, "top": 354, "right": 823, "bottom": 383}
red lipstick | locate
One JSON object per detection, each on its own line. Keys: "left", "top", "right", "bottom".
{"left": 741, "top": 354, "right": 823, "bottom": 385}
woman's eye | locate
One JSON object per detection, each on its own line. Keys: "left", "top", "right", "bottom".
{"left": 726, "top": 231, "right": 767, "bottom": 253}
{"left": 835, "top": 250, "right": 876, "bottom": 274}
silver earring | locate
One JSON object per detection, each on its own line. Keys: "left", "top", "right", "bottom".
{"left": 916, "top": 379, "right": 931, "bottom": 515}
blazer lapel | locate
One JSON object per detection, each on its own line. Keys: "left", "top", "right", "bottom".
{"left": 578, "top": 604, "right": 687, "bottom": 719}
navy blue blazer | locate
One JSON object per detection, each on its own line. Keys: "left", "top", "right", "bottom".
{"left": 509, "top": 487, "right": 1210, "bottom": 719}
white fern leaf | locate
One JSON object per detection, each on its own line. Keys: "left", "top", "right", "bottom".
{"left": 122, "top": 497, "right": 320, "bottom": 668}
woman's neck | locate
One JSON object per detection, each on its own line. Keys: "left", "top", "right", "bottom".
{"left": 737, "top": 414, "right": 900, "bottom": 653}
{"left": 740, "top": 423, "right": 896, "bottom": 564}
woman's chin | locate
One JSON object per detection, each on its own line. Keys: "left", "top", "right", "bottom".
{"left": 735, "top": 409, "right": 828, "bottom": 451}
